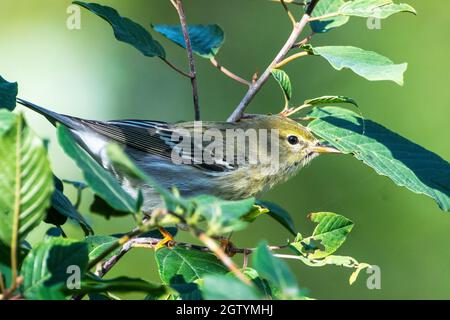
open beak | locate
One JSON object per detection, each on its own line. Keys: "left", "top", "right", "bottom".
{"left": 309, "top": 144, "right": 341, "bottom": 154}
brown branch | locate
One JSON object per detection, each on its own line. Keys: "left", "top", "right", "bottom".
{"left": 210, "top": 57, "right": 251, "bottom": 86}
{"left": 198, "top": 233, "right": 250, "bottom": 284}
{"left": 292, "top": 31, "right": 315, "bottom": 49}
{"left": 227, "top": 0, "right": 320, "bottom": 122}
{"left": 160, "top": 57, "right": 193, "bottom": 78}
{"left": 172, "top": 0, "right": 201, "bottom": 121}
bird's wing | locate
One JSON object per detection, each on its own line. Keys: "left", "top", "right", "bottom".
{"left": 79, "top": 119, "right": 236, "bottom": 172}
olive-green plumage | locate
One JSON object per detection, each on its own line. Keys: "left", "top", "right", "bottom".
{"left": 17, "top": 99, "right": 338, "bottom": 210}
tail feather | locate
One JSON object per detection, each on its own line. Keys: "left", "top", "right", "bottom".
{"left": 16, "top": 98, "right": 81, "bottom": 130}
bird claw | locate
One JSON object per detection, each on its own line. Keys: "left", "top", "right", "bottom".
{"left": 155, "top": 227, "right": 174, "bottom": 250}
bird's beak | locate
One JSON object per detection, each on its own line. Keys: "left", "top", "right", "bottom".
{"left": 309, "top": 143, "right": 341, "bottom": 154}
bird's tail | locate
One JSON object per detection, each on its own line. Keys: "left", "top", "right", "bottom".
{"left": 16, "top": 98, "right": 82, "bottom": 130}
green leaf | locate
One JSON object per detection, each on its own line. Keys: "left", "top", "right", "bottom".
{"left": 310, "top": 0, "right": 349, "bottom": 33}
{"left": 0, "top": 241, "right": 30, "bottom": 289}
{"left": 253, "top": 242, "right": 300, "bottom": 299}
{"left": 155, "top": 247, "right": 228, "bottom": 284}
{"left": 85, "top": 235, "right": 121, "bottom": 261}
{"left": 57, "top": 126, "right": 137, "bottom": 214}
{"left": 74, "top": 1, "right": 165, "bottom": 58}
{"left": 49, "top": 177, "right": 93, "bottom": 235}
{"left": 169, "top": 280, "right": 203, "bottom": 300}
{"left": 253, "top": 200, "right": 296, "bottom": 236}
{"left": 242, "top": 267, "right": 276, "bottom": 298}
{"left": 70, "top": 274, "right": 167, "bottom": 296}
{"left": 62, "top": 179, "right": 88, "bottom": 190}
{"left": 310, "top": 0, "right": 416, "bottom": 33}
{"left": 89, "top": 194, "right": 132, "bottom": 219}
{"left": 339, "top": 0, "right": 416, "bottom": 19}
{"left": 191, "top": 195, "right": 254, "bottom": 235}
{"left": 21, "top": 238, "right": 89, "bottom": 300}
{"left": 304, "top": 95, "right": 358, "bottom": 108}
{"left": 311, "top": 46, "right": 407, "bottom": 85}
{"left": 271, "top": 69, "right": 292, "bottom": 101}
{"left": 45, "top": 227, "right": 64, "bottom": 239}
{"left": 0, "top": 243, "right": 12, "bottom": 288}
{"left": 0, "top": 110, "right": 17, "bottom": 135}
{"left": 291, "top": 212, "right": 354, "bottom": 259}
{"left": 202, "top": 274, "right": 262, "bottom": 300}
{"left": 307, "top": 107, "right": 450, "bottom": 211}
{"left": 0, "top": 113, "right": 53, "bottom": 245}
{"left": 0, "top": 76, "right": 18, "bottom": 111}
{"left": 152, "top": 24, "right": 225, "bottom": 58}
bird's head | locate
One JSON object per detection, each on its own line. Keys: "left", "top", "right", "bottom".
{"left": 238, "top": 114, "right": 340, "bottom": 173}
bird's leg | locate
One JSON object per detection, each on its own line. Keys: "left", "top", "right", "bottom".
{"left": 155, "top": 227, "right": 175, "bottom": 250}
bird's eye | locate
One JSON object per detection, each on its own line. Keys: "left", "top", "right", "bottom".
{"left": 287, "top": 135, "right": 299, "bottom": 145}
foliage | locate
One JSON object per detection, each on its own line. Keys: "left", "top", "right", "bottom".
{"left": 0, "top": 0, "right": 448, "bottom": 301}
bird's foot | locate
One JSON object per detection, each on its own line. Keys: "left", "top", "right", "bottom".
{"left": 155, "top": 227, "right": 175, "bottom": 250}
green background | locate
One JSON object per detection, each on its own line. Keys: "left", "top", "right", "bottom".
{"left": 1, "top": 0, "right": 449, "bottom": 299}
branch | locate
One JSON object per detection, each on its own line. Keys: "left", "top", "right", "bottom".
{"left": 210, "top": 58, "right": 251, "bottom": 86}
{"left": 172, "top": 0, "right": 201, "bottom": 121}
{"left": 95, "top": 235, "right": 290, "bottom": 282}
{"left": 271, "top": 0, "right": 306, "bottom": 5}
{"left": 280, "top": 0, "right": 297, "bottom": 26}
{"left": 227, "top": 0, "right": 320, "bottom": 122}
{"left": 161, "top": 57, "right": 193, "bottom": 78}
{"left": 292, "top": 31, "right": 315, "bottom": 49}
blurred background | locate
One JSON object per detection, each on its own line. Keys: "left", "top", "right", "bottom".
{"left": 1, "top": 0, "right": 449, "bottom": 299}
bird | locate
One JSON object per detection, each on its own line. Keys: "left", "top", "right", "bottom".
{"left": 17, "top": 98, "right": 339, "bottom": 213}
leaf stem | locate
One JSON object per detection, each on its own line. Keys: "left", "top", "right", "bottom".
{"left": 172, "top": 0, "right": 201, "bottom": 121}
{"left": 209, "top": 58, "right": 251, "bottom": 86}
{"left": 275, "top": 51, "right": 310, "bottom": 69}
{"left": 308, "top": 12, "right": 340, "bottom": 22}
{"left": 160, "top": 57, "right": 193, "bottom": 78}
{"left": 227, "top": 0, "right": 321, "bottom": 122}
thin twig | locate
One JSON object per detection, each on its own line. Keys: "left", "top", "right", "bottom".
{"left": 270, "top": 0, "right": 306, "bottom": 5}
{"left": 274, "top": 253, "right": 304, "bottom": 260}
{"left": 292, "top": 31, "right": 315, "bottom": 49}
{"left": 280, "top": 0, "right": 297, "bottom": 26}
{"left": 172, "top": 0, "right": 201, "bottom": 120}
{"left": 198, "top": 233, "right": 251, "bottom": 285}
{"left": 210, "top": 58, "right": 251, "bottom": 86}
{"left": 227, "top": 0, "right": 320, "bottom": 122}
{"left": 160, "top": 57, "right": 193, "bottom": 78}
{"left": 275, "top": 51, "right": 310, "bottom": 69}
{"left": 243, "top": 251, "right": 249, "bottom": 269}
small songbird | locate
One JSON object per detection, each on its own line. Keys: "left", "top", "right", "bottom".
{"left": 17, "top": 98, "right": 339, "bottom": 211}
